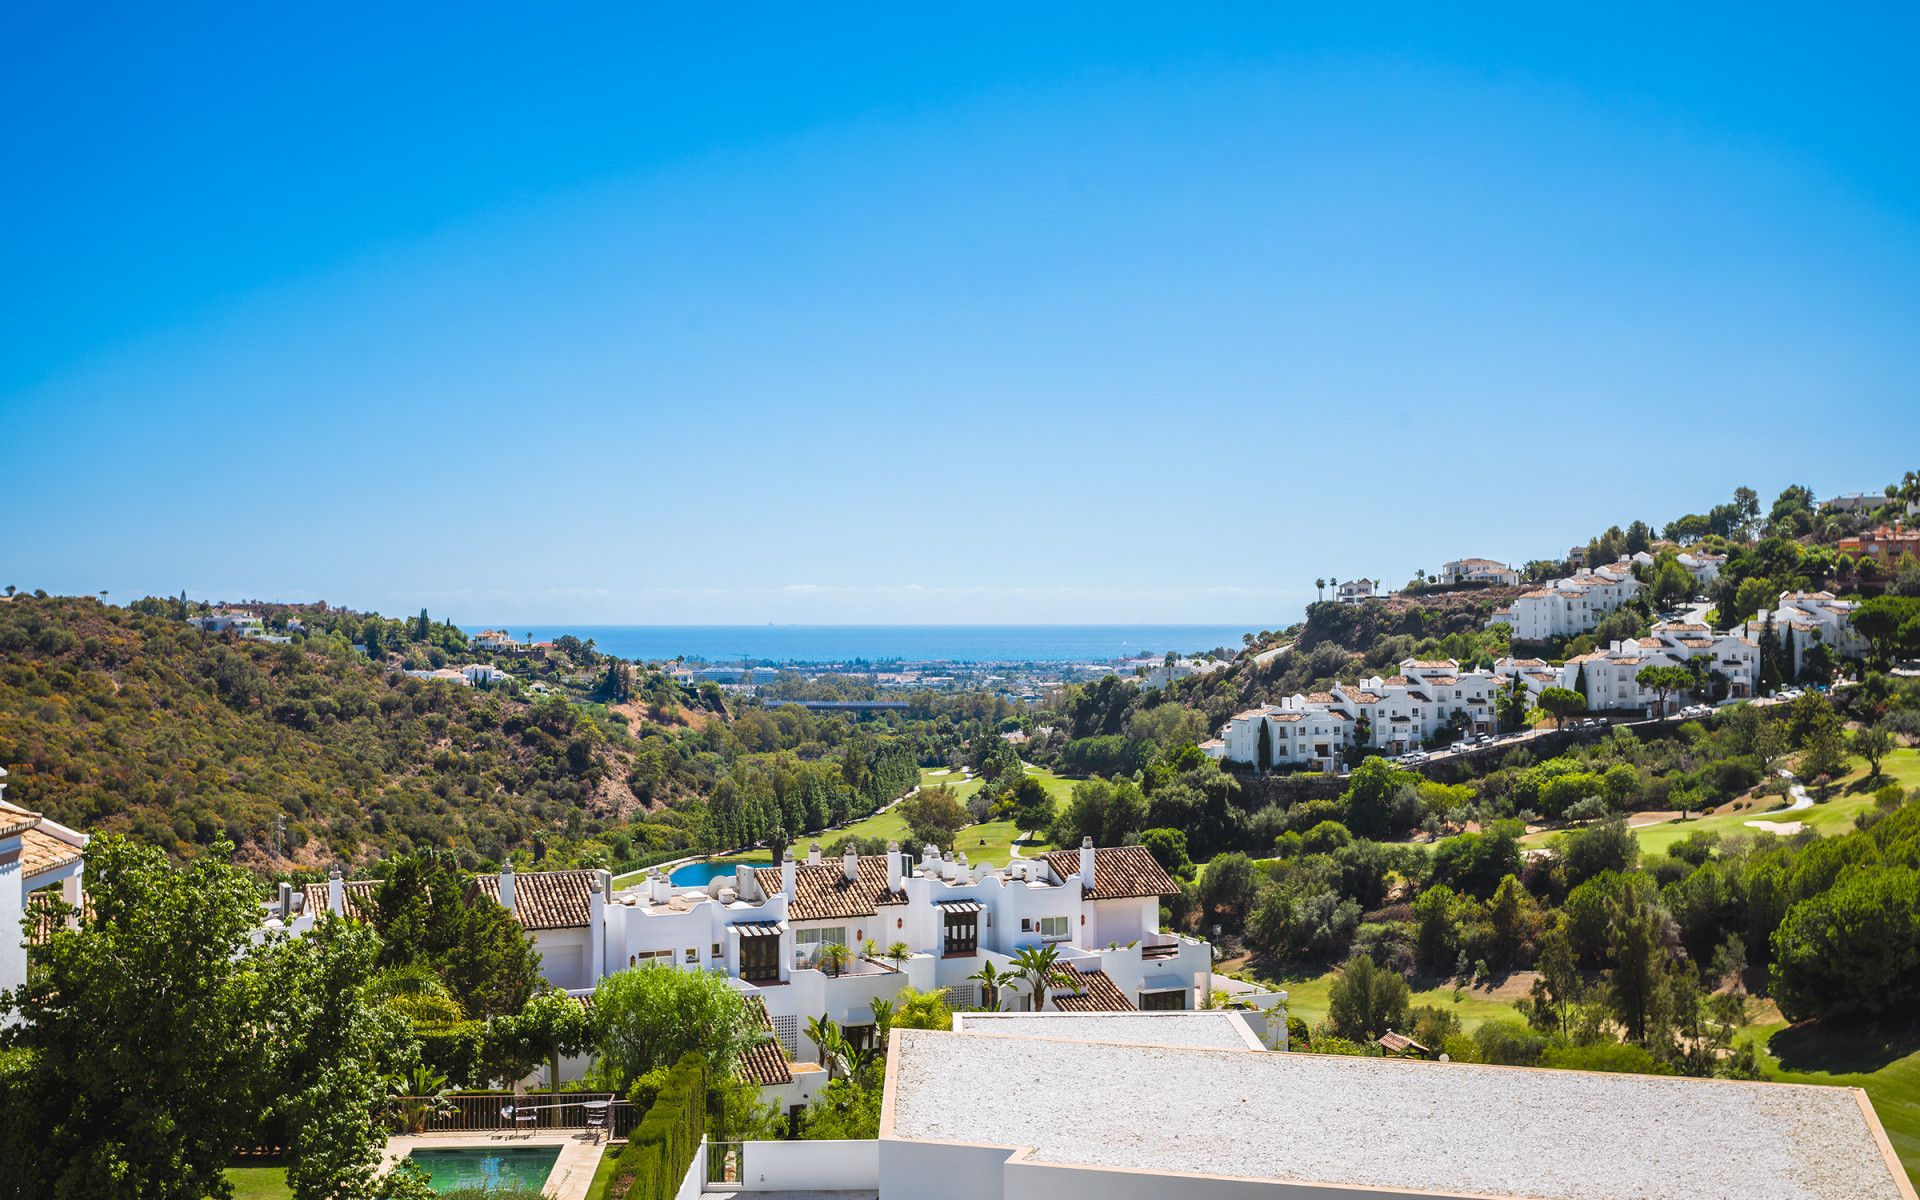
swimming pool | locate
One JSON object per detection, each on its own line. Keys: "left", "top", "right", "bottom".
{"left": 407, "top": 1146, "right": 560, "bottom": 1193}
{"left": 667, "top": 859, "right": 767, "bottom": 887}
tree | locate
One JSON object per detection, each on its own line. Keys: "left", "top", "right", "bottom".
{"left": 1256, "top": 718, "right": 1273, "bottom": 773}
{"left": 1195, "top": 852, "right": 1262, "bottom": 927}
{"left": 1340, "top": 757, "right": 1410, "bottom": 840}
{"left": 1537, "top": 687, "right": 1587, "bottom": 730}
{"left": 1325, "top": 955, "right": 1411, "bottom": 1041}
{"left": 1050, "top": 778, "right": 1148, "bottom": 849}
{"left": 1799, "top": 712, "right": 1848, "bottom": 780}
{"left": 590, "top": 962, "right": 756, "bottom": 1091}
{"left": 1138, "top": 827, "right": 1192, "bottom": 878}
{"left": 1772, "top": 867, "right": 1920, "bottom": 1020}
{"left": 1603, "top": 885, "right": 1673, "bottom": 1044}
{"left": 0, "top": 837, "right": 427, "bottom": 1200}
{"left": 1852, "top": 722, "right": 1896, "bottom": 780}
{"left": 1315, "top": 578, "right": 1326, "bottom": 602}
{"left": 1010, "top": 944, "right": 1062, "bottom": 1012}
{"left": 888, "top": 986, "right": 953, "bottom": 1030}
{"left": 968, "top": 961, "right": 1013, "bottom": 1012}
{"left": 494, "top": 989, "right": 594, "bottom": 1090}
{"left": 1635, "top": 665, "right": 1693, "bottom": 716}
{"left": 1006, "top": 775, "right": 1056, "bottom": 843}
{"left": 372, "top": 852, "right": 540, "bottom": 1018}
{"left": 897, "top": 786, "right": 967, "bottom": 849}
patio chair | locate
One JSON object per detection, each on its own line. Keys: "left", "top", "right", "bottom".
{"left": 584, "top": 1103, "right": 609, "bottom": 1141}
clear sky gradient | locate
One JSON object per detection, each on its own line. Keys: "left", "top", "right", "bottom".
{"left": 5, "top": 6, "right": 1918, "bottom": 625}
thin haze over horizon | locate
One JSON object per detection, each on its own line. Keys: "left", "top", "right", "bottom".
{"left": 5, "top": 6, "right": 1919, "bottom": 624}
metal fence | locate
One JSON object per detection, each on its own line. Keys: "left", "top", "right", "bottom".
{"left": 389, "top": 1092, "right": 634, "bottom": 1136}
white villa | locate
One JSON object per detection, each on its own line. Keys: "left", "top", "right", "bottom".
{"left": 187, "top": 608, "right": 268, "bottom": 637}
{"left": 271, "top": 840, "right": 1211, "bottom": 1102}
{"left": 0, "top": 769, "right": 89, "bottom": 1000}
{"left": 1565, "top": 621, "right": 1759, "bottom": 714}
{"left": 1438, "top": 557, "right": 1520, "bottom": 587}
{"left": 1221, "top": 658, "right": 1499, "bottom": 769}
{"left": 1745, "top": 591, "right": 1869, "bottom": 676}
{"left": 1631, "top": 548, "right": 1728, "bottom": 588}
{"left": 1334, "top": 578, "right": 1377, "bottom": 604}
{"left": 471, "top": 629, "right": 520, "bottom": 651}
{"left": 1497, "top": 562, "right": 1642, "bottom": 642}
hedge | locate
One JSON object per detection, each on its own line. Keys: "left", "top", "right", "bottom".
{"left": 617, "top": 1052, "right": 707, "bottom": 1200}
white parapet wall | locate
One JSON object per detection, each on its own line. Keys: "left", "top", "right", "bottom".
{"left": 732, "top": 1139, "right": 880, "bottom": 1192}
{"left": 675, "top": 1140, "right": 707, "bottom": 1200}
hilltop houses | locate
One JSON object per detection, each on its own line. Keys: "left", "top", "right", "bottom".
{"left": 1565, "top": 621, "right": 1759, "bottom": 714}
{"left": 471, "top": 629, "right": 520, "bottom": 651}
{"left": 1335, "top": 578, "right": 1377, "bottom": 604}
{"left": 1438, "top": 558, "right": 1520, "bottom": 587}
{"left": 1495, "top": 562, "right": 1642, "bottom": 641}
{"left": 1222, "top": 657, "right": 1500, "bottom": 768}
{"left": 1745, "top": 591, "right": 1870, "bottom": 676}
{"left": 187, "top": 608, "right": 268, "bottom": 637}
{"left": 1837, "top": 523, "right": 1920, "bottom": 567}
{"left": 268, "top": 840, "right": 1213, "bottom": 1091}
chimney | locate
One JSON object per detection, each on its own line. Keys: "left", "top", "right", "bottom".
{"left": 650, "top": 871, "right": 671, "bottom": 905}
{"left": 277, "top": 881, "right": 293, "bottom": 922}
{"left": 808, "top": 842, "right": 822, "bottom": 866}
{"left": 595, "top": 868, "right": 613, "bottom": 898}
{"left": 956, "top": 852, "right": 971, "bottom": 884}
{"left": 843, "top": 846, "right": 859, "bottom": 883}
{"left": 327, "top": 866, "right": 344, "bottom": 916}
{"left": 498, "top": 861, "right": 516, "bottom": 913}
{"left": 886, "top": 841, "right": 903, "bottom": 890}
{"left": 780, "top": 855, "right": 797, "bottom": 899}
{"left": 922, "top": 843, "right": 941, "bottom": 866}
{"left": 1079, "top": 836, "right": 1097, "bottom": 893}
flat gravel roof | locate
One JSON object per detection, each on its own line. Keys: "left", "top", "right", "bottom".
{"left": 885, "top": 1030, "right": 1910, "bottom": 1200}
{"left": 951, "top": 1011, "right": 1260, "bottom": 1050}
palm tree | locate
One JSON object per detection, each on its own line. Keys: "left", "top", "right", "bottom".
{"left": 968, "top": 961, "right": 1012, "bottom": 1012}
{"left": 805, "top": 1014, "right": 849, "bottom": 1083}
{"left": 1011, "top": 944, "right": 1062, "bottom": 1012}
{"left": 1314, "top": 578, "right": 1326, "bottom": 602}
{"left": 817, "top": 942, "right": 851, "bottom": 977}
{"left": 868, "top": 997, "right": 895, "bottom": 1041}
{"left": 885, "top": 940, "right": 912, "bottom": 971}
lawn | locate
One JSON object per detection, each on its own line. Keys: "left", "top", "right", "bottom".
{"left": 1517, "top": 747, "right": 1915, "bottom": 859}
{"left": 1240, "top": 964, "right": 1531, "bottom": 1033}
{"left": 224, "top": 1163, "right": 292, "bottom": 1200}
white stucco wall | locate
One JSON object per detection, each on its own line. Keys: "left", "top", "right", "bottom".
{"left": 732, "top": 1138, "right": 879, "bottom": 1191}
{"left": 878, "top": 1138, "right": 1014, "bottom": 1200}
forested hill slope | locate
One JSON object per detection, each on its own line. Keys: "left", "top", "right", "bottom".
{"left": 0, "top": 595, "right": 657, "bottom": 871}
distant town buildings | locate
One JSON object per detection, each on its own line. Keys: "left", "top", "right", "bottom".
{"left": 1837, "top": 523, "right": 1920, "bottom": 566}
{"left": 1139, "top": 657, "right": 1228, "bottom": 689}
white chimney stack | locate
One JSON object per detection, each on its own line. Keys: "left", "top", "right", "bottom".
{"left": 277, "top": 881, "right": 293, "bottom": 922}
{"left": 886, "top": 841, "right": 903, "bottom": 890}
{"left": 780, "top": 854, "right": 797, "bottom": 898}
{"left": 843, "top": 846, "right": 859, "bottom": 883}
{"left": 808, "top": 842, "right": 822, "bottom": 866}
{"left": 327, "top": 866, "right": 344, "bottom": 915}
{"left": 650, "top": 871, "right": 671, "bottom": 904}
{"left": 498, "top": 861, "right": 516, "bottom": 913}
{"left": 1079, "top": 836, "right": 1097, "bottom": 893}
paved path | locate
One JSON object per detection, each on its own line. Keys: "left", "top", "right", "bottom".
{"left": 1745, "top": 769, "right": 1813, "bottom": 835}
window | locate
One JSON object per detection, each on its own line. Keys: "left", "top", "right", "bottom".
{"left": 943, "top": 909, "right": 978, "bottom": 956}
{"left": 740, "top": 934, "right": 779, "bottom": 983}
{"left": 1139, "top": 989, "right": 1186, "bottom": 1011}
{"left": 843, "top": 1023, "right": 876, "bottom": 1052}
{"left": 712, "top": 943, "right": 723, "bottom": 959}
{"left": 684, "top": 947, "right": 699, "bottom": 964}
{"left": 1037, "top": 915, "right": 1070, "bottom": 942}
{"left": 632, "top": 948, "right": 671, "bottom": 967}
{"left": 794, "top": 926, "right": 847, "bottom": 966}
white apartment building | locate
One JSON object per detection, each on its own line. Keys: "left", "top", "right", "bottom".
{"left": 1438, "top": 557, "right": 1520, "bottom": 587}
{"left": 1221, "top": 658, "right": 1499, "bottom": 769}
{"left": 1492, "top": 656, "right": 1562, "bottom": 701}
{"left": 273, "top": 841, "right": 1209, "bottom": 1096}
{"left": 1744, "top": 590, "right": 1869, "bottom": 676}
{"left": 1, "top": 770, "right": 88, "bottom": 1001}
{"left": 1498, "top": 562, "right": 1642, "bottom": 642}
{"left": 1335, "top": 578, "right": 1377, "bottom": 604}
{"left": 1565, "top": 622, "right": 1759, "bottom": 714}
{"left": 1629, "top": 548, "right": 1727, "bottom": 588}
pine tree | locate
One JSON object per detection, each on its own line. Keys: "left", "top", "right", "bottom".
{"left": 414, "top": 608, "right": 430, "bottom": 641}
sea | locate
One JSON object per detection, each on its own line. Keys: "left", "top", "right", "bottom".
{"left": 459, "top": 624, "right": 1257, "bottom": 665}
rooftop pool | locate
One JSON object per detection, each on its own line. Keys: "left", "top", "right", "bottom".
{"left": 407, "top": 1146, "right": 560, "bottom": 1194}
{"left": 668, "top": 859, "right": 767, "bottom": 887}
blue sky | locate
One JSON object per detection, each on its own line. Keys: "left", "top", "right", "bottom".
{"left": 5, "top": 5, "right": 1918, "bottom": 625}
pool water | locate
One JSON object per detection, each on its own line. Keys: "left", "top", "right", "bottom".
{"left": 408, "top": 1147, "right": 560, "bottom": 1193}
{"left": 668, "top": 859, "right": 766, "bottom": 887}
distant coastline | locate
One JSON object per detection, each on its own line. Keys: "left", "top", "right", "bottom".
{"left": 457, "top": 623, "right": 1263, "bottom": 665}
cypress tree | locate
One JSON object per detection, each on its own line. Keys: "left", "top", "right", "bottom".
{"left": 1256, "top": 719, "right": 1273, "bottom": 773}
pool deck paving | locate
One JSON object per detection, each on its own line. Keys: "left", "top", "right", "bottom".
{"left": 382, "top": 1129, "right": 607, "bottom": 1200}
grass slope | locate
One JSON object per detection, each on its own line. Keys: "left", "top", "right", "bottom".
{"left": 223, "top": 1164, "right": 292, "bottom": 1200}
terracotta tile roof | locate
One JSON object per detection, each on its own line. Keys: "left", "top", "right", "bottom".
{"left": 21, "top": 826, "right": 85, "bottom": 879}
{"left": 1042, "top": 845, "right": 1180, "bottom": 901}
{"left": 1229, "top": 706, "right": 1276, "bottom": 722}
{"left": 302, "top": 878, "right": 380, "bottom": 921}
{"left": 751, "top": 856, "right": 907, "bottom": 921}
{"left": 1304, "top": 691, "right": 1336, "bottom": 704}
{"left": 737, "top": 1001, "right": 793, "bottom": 1086}
{"left": 0, "top": 807, "right": 37, "bottom": 840}
{"left": 1267, "top": 712, "right": 1304, "bottom": 723}
{"left": 1405, "top": 660, "right": 1457, "bottom": 670}
{"left": 1049, "top": 966, "right": 1136, "bottom": 1013}
{"left": 474, "top": 869, "right": 597, "bottom": 930}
